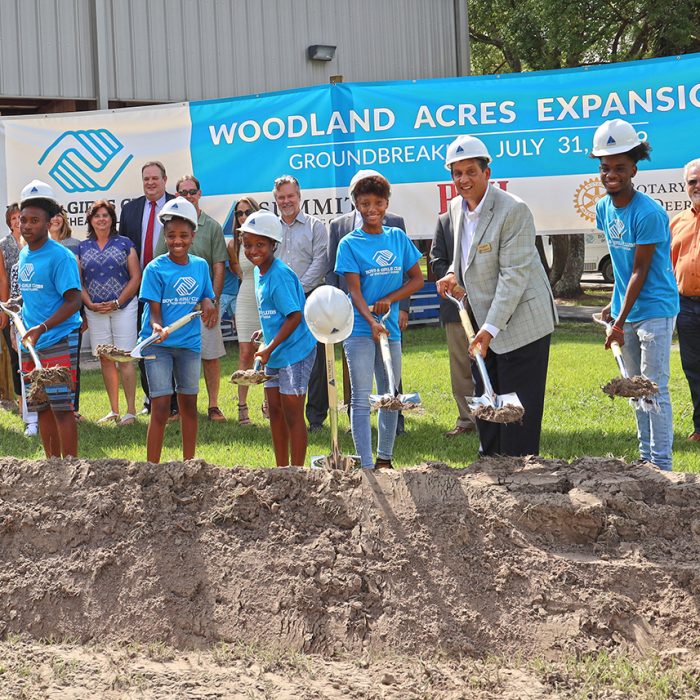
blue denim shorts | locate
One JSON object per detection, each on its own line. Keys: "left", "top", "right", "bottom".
{"left": 145, "top": 345, "right": 201, "bottom": 397}
{"left": 264, "top": 347, "right": 317, "bottom": 396}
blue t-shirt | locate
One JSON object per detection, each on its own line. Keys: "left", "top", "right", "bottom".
{"left": 596, "top": 191, "right": 679, "bottom": 322}
{"left": 138, "top": 254, "right": 214, "bottom": 352}
{"left": 17, "top": 238, "right": 81, "bottom": 350}
{"left": 334, "top": 226, "right": 421, "bottom": 340}
{"left": 254, "top": 258, "right": 316, "bottom": 369}
{"left": 78, "top": 235, "right": 136, "bottom": 306}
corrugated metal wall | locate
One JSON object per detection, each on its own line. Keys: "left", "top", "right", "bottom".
{"left": 0, "top": 0, "right": 459, "bottom": 102}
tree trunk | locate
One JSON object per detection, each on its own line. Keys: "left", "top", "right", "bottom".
{"left": 550, "top": 234, "right": 584, "bottom": 298}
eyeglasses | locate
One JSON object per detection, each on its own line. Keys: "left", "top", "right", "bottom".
{"left": 178, "top": 188, "right": 199, "bottom": 196}
{"left": 235, "top": 208, "right": 253, "bottom": 218}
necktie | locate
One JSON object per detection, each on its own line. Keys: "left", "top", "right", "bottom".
{"left": 143, "top": 200, "right": 157, "bottom": 267}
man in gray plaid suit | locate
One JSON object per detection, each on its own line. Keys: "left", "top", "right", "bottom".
{"left": 437, "top": 135, "right": 557, "bottom": 456}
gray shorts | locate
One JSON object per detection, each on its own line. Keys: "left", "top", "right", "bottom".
{"left": 200, "top": 312, "right": 225, "bottom": 360}
{"left": 264, "top": 347, "right": 317, "bottom": 396}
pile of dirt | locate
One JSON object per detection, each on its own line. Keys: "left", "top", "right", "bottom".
{"left": 1, "top": 456, "right": 700, "bottom": 659}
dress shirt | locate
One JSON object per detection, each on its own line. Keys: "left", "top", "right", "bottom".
{"left": 277, "top": 210, "right": 328, "bottom": 293}
{"left": 459, "top": 188, "right": 499, "bottom": 339}
{"left": 140, "top": 194, "right": 167, "bottom": 264}
{"left": 670, "top": 205, "right": 700, "bottom": 296}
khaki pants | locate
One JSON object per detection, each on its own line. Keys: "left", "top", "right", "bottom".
{"left": 445, "top": 321, "right": 475, "bottom": 428}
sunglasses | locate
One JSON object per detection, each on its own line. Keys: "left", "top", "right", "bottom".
{"left": 236, "top": 208, "right": 253, "bottom": 218}
{"left": 178, "top": 188, "right": 199, "bottom": 196}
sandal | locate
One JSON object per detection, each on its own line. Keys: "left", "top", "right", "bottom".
{"left": 238, "top": 403, "right": 251, "bottom": 425}
{"left": 208, "top": 406, "right": 226, "bottom": 422}
{"left": 119, "top": 413, "right": 136, "bottom": 426}
{"left": 97, "top": 411, "right": 120, "bottom": 424}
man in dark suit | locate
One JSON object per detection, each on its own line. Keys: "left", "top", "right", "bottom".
{"left": 430, "top": 211, "right": 476, "bottom": 437}
{"left": 327, "top": 169, "right": 410, "bottom": 435}
{"left": 119, "top": 161, "right": 175, "bottom": 415}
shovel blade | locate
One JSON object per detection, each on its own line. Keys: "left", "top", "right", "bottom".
{"left": 495, "top": 392, "right": 523, "bottom": 410}
{"left": 310, "top": 454, "right": 360, "bottom": 471}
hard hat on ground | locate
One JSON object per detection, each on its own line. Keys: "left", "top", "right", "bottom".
{"left": 239, "top": 210, "right": 283, "bottom": 243}
{"left": 304, "top": 285, "right": 354, "bottom": 343}
{"left": 591, "top": 119, "right": 641, "bottom": 157}
{"left": 445, "top": 135, "right": 492, "bottom": 169}
{"left": 20, "top": 179, "right": 59, "bottom": 206}
{"left": 349, "top": 169, "right": 385, "bottom": 200}
{"left": 158, "top": 197, "right": 198, "bottom": 230}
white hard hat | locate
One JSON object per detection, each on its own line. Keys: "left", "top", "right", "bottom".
{"left": 348, "top": 169, "right": 386, "bottom": 200}
{"left": 239, "top": 210, "right": 283, "bottom": 243}
{"left": 591, "top": 119, "right": 641, "bottom": 157}
{"left": 20, "top": 179, "right": 59, "bottom": 206}
{"left": 444, "top": 135, "right": 491, "bottom": 169}
{"left": 158, "top": 197, "right": 198, "bottom": 230}
{"left": 304, "top": 285, "right": 354, "bottom": 343}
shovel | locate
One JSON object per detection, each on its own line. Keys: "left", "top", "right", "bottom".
{"left": 128, "top": 310, "right": 202, "bottom": 360}
{"left": 444, "top": 291, "right": 524, "bottom": 423}
{"left": 311, "top": 342, "right": 360, "bottom": 471}
{"left": 367, "top": 308, "right": 421, "bottom": 411}
{"left": 592, "top": 313, "right": 658, "bottom": 410}
{"left": 230, "top": 357, "right": 269, "bottom": 385}
{"left": 0, "top": 300, "right": 73, "bottom": 404}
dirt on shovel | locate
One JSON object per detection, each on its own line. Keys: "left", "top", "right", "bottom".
{"left": 25, "top": 366, "right": 73, "bottom": 404}
{"left": 602, "top": 376, "right": 659, "bottom": 399}
{"left": 472, "top": 403, "right": 525, "bottom": 423}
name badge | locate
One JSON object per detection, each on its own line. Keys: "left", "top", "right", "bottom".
{"left": 477, "top": 243, "right": 492, "bottom": 253}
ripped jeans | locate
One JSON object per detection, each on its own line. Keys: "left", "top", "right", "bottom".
{"left": 621, "top": 316, "right": 675, "bottom": 470}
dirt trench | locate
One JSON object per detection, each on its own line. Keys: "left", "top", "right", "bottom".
{"left": 1, "top": 455, "right": 699, "bottom": 659}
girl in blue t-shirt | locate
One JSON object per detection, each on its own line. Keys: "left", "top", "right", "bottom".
{"left": 139, "top": 198, "right": 217, "bottom": 463}
{"left": 239, "top": 211, "right": 317, "bottom": 467}
{"left": 334, "top": 175, "right": 424, "bottom": 469}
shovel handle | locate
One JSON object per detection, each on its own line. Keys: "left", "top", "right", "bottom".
{"left": 592, "top": 313, "right": 629, "bottom": 379}
{"left": 0, "top": 302, "right": 43, "bottom": 369}
{"left": 164, "top": 310, "right": 202, "bottom": 334}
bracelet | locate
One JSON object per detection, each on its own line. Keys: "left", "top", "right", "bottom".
{"left": 40, "top": 322, "right": 48, "bottom": 333}
{"left": 611, "top": 324, "right": 624, "bottom": 334}
{"left": 113, "top": 299, "right": 120, "bottom": 310}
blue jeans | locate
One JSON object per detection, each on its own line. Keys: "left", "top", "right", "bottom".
{"left": 145, "top": 346, "right": 201, "bottom": 397}
{"left": 344, "top": 336, "right": 401, "bottom": 469}
{"left": 621, "top": 316, "right": 675, "bottom": 470}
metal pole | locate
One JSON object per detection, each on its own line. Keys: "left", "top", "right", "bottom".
{"left": 93, "top": 0, "right": 110, "bottom": 110}
{"left": 453, "top": 0, "right": 471, "bottom": 76}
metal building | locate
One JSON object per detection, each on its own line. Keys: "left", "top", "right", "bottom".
{"left": 0, "top": 0, "right": 469, "bottom": 115}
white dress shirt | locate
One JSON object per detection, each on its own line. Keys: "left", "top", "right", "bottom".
{"left": 460, "top": 187, "right": 499, "bottom": 339}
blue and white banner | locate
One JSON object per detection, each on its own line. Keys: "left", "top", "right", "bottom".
{"left": 1, "top": 53, "right": 698, "bottom": 239}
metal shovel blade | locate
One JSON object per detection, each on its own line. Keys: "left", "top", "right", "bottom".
{"left": 368, "top": 392, "right": 422, "bottom": 411}
{"left": 96, "top": 344, "right": 154, "bottom": 362}
{"left": 466, "top": 388, "right": 524, "bottom": 424}
{"left": 310, "top": 453, "right": 360, "bottom": 471}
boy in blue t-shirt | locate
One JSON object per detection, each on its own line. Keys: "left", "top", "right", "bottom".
{"left": 138, "top": 197, "right": 217, "bottom": 463}
{"left": 591, "top": 119, "right": 679, "bottom": 471}
{"left": 13, "top": 180, "right": 82, "bottom": 457}
{"left": 239, "top": 211, "right": 316, "bottom": 467}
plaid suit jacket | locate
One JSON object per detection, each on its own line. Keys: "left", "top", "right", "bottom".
{"left": 448, "top": 186, "right": 557, "bottom": 354}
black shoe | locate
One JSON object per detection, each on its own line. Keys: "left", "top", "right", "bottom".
{"left": 374, "top": 458, "right": 394, "bottom": 469}
{"left": 308, "top": 423, "right": 323, "bottom": 433}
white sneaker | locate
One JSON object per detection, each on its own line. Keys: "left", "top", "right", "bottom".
{"left": 24, "top": 423, "right": 38, "bottom": 437}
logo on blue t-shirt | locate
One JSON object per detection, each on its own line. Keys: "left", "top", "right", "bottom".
{"left": 373, "top": 250, "right": 396, "bottom": 267}
{"left": 175, "top": 276, "right": 198, "bottom": 296}
{"left": 608, "top": 218, "right": 625, "bottom": 240}
{"left": 19, "top": 264, "right": 35, "bottom": 282}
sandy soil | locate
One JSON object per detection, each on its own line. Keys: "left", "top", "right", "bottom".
{"left": 1, "top": 455, "right": 700, "bottom": 697}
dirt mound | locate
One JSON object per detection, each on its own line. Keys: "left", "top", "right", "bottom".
{"left": 1, "top": 456, "right": 700, "bottom": 659}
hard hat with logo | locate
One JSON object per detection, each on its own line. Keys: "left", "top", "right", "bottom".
{"left": 591, "top": 119, "right": 641, "bottom": 157}
{"left": 239, "top": 210, "right": 283, "bottom": 243}
{"left": 348, "top": 169, "right": 387, "bottom": 200}
{"left": 158, "top": 197, "right": 198, "bottom": 230}
{"left": 20, "top": 179, "right": 59, "bottom": 206}
{"left": 444, "top": 135, "right": 492, "bottom": 170}
{"left": 304, "top": 285, "right": 354, "bottom": 343}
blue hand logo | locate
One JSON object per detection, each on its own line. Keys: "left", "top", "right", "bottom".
{"left": 38, "top": 129, "right": 133, "bottom": 193}
{"left": 175, "top": 277, "right": 198, "bottom": 296}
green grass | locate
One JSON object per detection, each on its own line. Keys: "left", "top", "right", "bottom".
{"left": 0, "top": 323, "right": 698, "bottom": 472}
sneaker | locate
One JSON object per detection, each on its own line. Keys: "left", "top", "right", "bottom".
{"left": 24, "top": 423, "right": 38, "bottom": 437}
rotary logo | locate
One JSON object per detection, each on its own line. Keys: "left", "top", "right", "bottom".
{"left": 573, "top": 178, "right": 606, "bottom": 223}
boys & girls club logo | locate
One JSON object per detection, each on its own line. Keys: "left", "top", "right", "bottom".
{"left": 19, "top": 264, "right": 34, "bottom": 283}
{"left": 372, "top": 250, "right": 396, "bottom": 267}
{"left": 175, "top": 277, "right": 198, "bottom": 296}
{"left": 38, "top": 129, "right": 133, "bottom": 194}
